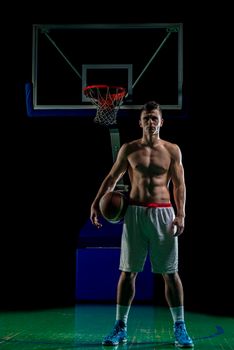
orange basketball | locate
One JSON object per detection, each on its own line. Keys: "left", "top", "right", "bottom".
{"left": 99, "top": 191, "right": 128, "bottom": 223}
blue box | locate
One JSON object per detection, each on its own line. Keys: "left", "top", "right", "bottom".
{"left": 75, "top": 247, "right": 154, "bottom": 302}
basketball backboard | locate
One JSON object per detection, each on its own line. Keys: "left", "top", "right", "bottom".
{"left": 31, "top": 23, "right": 183, "bottom": 116}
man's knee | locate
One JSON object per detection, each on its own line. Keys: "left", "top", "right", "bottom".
{"left": 162, "top": 272, "right": 180, "bottom": 282}
{"left": 121, "top": 271, "right": 138, "bottom": 281}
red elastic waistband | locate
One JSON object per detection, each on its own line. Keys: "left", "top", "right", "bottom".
{"left": 130, "top": 201, "right": 172, "bottom": 208}
{"left": 146, "top": 202, "right": 172, "bottom": 208}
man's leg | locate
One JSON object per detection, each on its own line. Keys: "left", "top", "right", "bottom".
{"left": 102, "top": 271, "right": 137, "bottom": 346}
{"left": 117, "top": 271, "right": 137, "bottom": 305}
{"left": 163, "top": 272, "right": 184, "bottom": 308}
{"left": 162, "top": 272, "right": 194, "bottom": 348}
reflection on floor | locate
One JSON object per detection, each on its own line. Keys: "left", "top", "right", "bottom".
{"left": 0, "top": 304, "right": 233, "bottom": 349}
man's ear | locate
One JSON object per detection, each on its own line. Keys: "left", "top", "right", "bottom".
{"left": 161, "top": 118, "right": 164, "bottom": 127}
{"left": 139, "top": 119, "right": 143, "bottom": 128}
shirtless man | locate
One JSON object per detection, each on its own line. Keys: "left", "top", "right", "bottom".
{"left": 90, "top": 101, "right": 194, "bottom": 348}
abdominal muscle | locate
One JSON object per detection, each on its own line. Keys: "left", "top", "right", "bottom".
{"left": 129, "top": 174, "right": 171, "bottom": 204}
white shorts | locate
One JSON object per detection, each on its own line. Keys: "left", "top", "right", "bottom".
{"left": 119, "top": 205, "right": 178, "bottom": 274}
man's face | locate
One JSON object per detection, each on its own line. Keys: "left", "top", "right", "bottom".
{"left": 139, "top": 109, "right": 163, "bottom": 135}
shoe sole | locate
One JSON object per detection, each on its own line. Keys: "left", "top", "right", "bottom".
{"left": 175, "top": 341, "right": 194, "bottom": 348}
{"left": 102, "top": 339, "right": 127, "bottom": 346}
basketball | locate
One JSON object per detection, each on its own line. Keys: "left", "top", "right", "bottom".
{"left": 99, "top": 191, "right": 128, "bottom": 223}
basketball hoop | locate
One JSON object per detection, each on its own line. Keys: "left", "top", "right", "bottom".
{"left": 83, "top": 85, "right": 126, "bottom": 126}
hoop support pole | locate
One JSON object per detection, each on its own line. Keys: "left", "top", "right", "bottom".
{"left": 109, "top": 128, "right": 128, "bottom": 192}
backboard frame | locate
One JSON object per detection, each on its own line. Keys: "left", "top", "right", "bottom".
{"left": 31, "top": 23, "right": 183, "bottom": 114}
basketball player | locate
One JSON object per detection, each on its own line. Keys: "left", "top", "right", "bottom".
{"left": 90, "top": 101, "right": 194, "bottom": 348}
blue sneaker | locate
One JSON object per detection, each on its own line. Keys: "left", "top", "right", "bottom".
{"left": 102, "top": 320, "right": 128, "bottom": 346}
{"left": 174, "top": 321, "right": 194, "bottom": 348}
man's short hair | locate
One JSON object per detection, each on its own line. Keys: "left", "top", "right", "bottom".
{"left": 141, "top": 101, "right": 162, "bottom": 115}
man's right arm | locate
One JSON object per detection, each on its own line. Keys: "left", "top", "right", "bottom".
{"left": 90, "top": 143, "right": 129, "bottom": 228}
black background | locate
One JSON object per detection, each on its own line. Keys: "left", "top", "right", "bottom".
{"left": 3, "top": 2, "right": 233, "bottom": 317}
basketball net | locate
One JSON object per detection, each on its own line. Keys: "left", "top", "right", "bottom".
{"left": 83, "top": 85, "right": 126, "bottom": 126}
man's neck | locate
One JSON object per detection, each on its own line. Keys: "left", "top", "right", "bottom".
{"left": 141, "top": 133, "right": 160, "bottom": 146}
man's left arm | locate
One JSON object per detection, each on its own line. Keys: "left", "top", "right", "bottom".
{"left": 171, "top": 145, "right": 186, "bottom": 235}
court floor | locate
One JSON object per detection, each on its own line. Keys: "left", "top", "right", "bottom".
{"left": 0, "top": 304, "right": 233, "bottom": 349}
